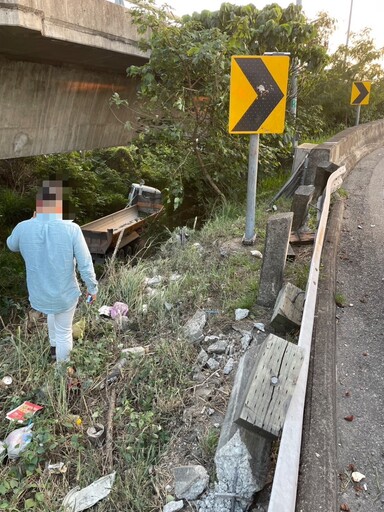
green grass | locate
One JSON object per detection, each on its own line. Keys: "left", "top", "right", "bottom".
{"left": 0, "top": 189, "right": 308, "bottom": 511}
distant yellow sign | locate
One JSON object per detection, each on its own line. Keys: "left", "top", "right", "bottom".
{"left": 350, "top": 81, "right": 371, "bottom": 105}
{"left": 229, "top": 55, "right": 290, "bottom": 134}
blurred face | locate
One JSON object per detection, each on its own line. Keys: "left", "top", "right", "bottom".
{"left": 36, "top": 182, "right": 64, "bottom": 214}
{"left": 36, "top": 198, "right": 63, "bottom": 214}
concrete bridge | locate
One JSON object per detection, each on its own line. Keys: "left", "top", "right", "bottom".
{"left": 0, "top": 0, "right": 149, "bottom": 159}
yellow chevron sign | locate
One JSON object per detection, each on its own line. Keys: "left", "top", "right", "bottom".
{"left": 350, "top": 81, "right": 371, "bottom": 105}
{"left": 229, "top": 55, "right": 290, "bottom": 134}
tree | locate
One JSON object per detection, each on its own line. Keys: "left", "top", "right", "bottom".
{"left": 299, "top": 25, "right": 384, "bottom": 131}
{"left": 121, "top": 1, "right": 328, "bottom": 209}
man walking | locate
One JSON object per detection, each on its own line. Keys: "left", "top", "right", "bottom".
{"left": 7, "top": 180, "right": 98, "bottom": 363}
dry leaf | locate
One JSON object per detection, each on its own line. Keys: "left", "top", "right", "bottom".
{"left": 340, "top": 504, "right": 350, "bottom": 511}
{"left": 344, "top": 415, "right": 354, "bottom": 422}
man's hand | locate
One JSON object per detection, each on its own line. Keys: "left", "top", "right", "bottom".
{"left": 86, "top": 293, "right": 97, "bottom": 304}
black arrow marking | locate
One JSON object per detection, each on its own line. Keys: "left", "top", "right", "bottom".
{"left": 233, "top": 58, "right": 284, "bottom": 132}
{"left": 352, "top": 82, "right": 369, "bottom": 105}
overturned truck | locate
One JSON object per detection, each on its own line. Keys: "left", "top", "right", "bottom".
{"left": 81, "top": 183, "right": 163, "bottom": 263}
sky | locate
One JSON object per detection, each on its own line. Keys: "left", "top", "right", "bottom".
{"left": 158, "top": 0, "right": 383, "bottom": 54}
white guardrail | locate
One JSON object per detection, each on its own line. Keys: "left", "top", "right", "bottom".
{"left": 268, "top": 165, "right": 348, "bottom": 511}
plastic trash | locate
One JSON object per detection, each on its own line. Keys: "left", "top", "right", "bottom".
{"left": 98, "top": 305, "right": 112, "bottom": 317}
{"left": 46, "top": 462, "right": 67, "bottom": 475}
{"left": 62, "top": 471, "right": 116, "bottom": 512}
{"left": 0, "top": 376, "right": 12, "bottom": 388}
{"left": 4, "top": 424, "right": 33, "bottom": 459}
{"left": 86, "top": 424, "right": 105, "bottom": 447}
{"left": 352, "top": 471, "right": 366, "bottom": 482}
{"left": 6, "top": 401, "right": 43, "bottom": 422}
{"left": 106, "top": 358, "right": 128, "bottom": 384}
{"left": 72, "top": 318, "right": 86, "bottom": 340}
{"left": 110, "top": 302, "right": 129, "bottom": 320}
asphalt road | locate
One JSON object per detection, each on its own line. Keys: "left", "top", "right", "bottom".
{"left": 296, "top": 147, "right": 384, "bottom": 512}
{"left": 336, "top": 146, "right": 384, "bottom": 511}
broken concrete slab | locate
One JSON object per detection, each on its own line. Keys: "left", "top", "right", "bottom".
{"left": 174, "top": 465, "right": 209, "bottom": 500}
{"left": 207, "top": 340, "right": 228, "bottom": 354}
{"left": 270, "top": 282, "right": 305, "bottom": 334}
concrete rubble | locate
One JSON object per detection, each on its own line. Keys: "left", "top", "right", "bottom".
{"left": 235, "top": 309, "right": 249, "bottom": 321}
{"left": 207, "top": 340, "right": 228, "bottom": 354}
{"left": 184, "top": 310, "right": 207, "bottom": 343}
{"left": 174, "top": 311, "right": 277, "bottom": 511}
{"left": 163, "top": 500, "right": 184, "bottom": 512}
{"left": 174, "top": 465, "right": 209, "bottom": 500}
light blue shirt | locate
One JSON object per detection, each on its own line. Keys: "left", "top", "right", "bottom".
{"left": 6, "top": 214, "right": 98, "bottom": 314}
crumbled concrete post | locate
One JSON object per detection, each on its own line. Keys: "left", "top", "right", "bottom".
{"left": 216, "top": 343, "right": 272, "bottom": 492}
{"left": 257, "top": 212, "right": 293, "bottom": 307}
{"left": 214, "top": 430, "right": 257, "bottom": 505}
{"left": 174, "top": 465, "right": 209, "bottom": 500}
{"left": 270, "top": 282, "right": 305, "bottom": 334}
{"left": 291, "top": 185, "right": 315, "bottom": 232}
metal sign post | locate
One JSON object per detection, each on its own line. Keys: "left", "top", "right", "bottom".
{"left": 244, "top": 134, "right": 259, "bottom": 244}
{"left": 229, "top": 55, "right": 290, "bottom": 245}
{"left": 350, "top": 81, "right": 371, "bottom": 126}
{"left": 355, "top": 104, "right": 361, "bottom": 126}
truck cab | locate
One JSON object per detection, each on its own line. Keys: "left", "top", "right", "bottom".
{"left": 127, "top": 183, "right": 162, "bottom": 213}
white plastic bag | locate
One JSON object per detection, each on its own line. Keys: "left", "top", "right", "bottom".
{"left": 4, "top": 424, "right": 33, "bottom": 459}
{"left": 62, "top": 472, "right": 116, "bottom": 512}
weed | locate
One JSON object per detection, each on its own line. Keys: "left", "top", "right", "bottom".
{"left": 335, "top": 292, "right": 346, "bottom": 307}
{"left": 336, "top": 187, "right": 348, "bottom": 199}
{"left": 286, "top": 260, "right": 310, "bottom": 291}
{"left": 199, "top": 427, "right": 219, "bottom": 460}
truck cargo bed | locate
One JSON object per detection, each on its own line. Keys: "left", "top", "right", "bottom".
{"left": 81, "top": 206, "right": 159, "bottom": 257}
{"left": 81, "top": 205, "right": 141, "bottom": 233}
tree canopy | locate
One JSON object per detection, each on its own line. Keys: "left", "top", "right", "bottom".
{"left": 116, "top": 1, "right": 329, "bottom": 208}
